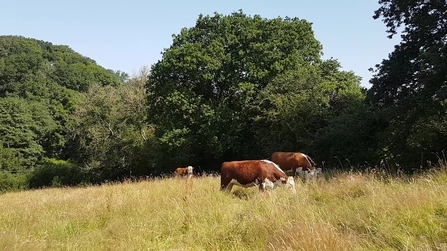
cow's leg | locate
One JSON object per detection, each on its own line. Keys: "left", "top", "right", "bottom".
{"left": 222, "top": 183, "right": 234, "bottom": 193}
{"left": 284, "top": 169, "right": 294, "bottom": 176}
{"left": 220, "top": 182, "right": 232, "bottom": 192}
{"left": 220, "top": 185, "right": 228, "bottom": 192}
{"left": 292, "top": 167, "right": 297, "bottom": 177}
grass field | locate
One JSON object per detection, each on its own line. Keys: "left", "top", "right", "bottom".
{"left": 1, "top": 168, "right": 447, "bottom": 251}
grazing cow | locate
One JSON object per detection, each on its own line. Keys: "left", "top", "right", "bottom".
{"left": 270, "top": 151, "right": 321, "bottom": 179}
{"left": 175, "top": 166, "right": 194, "bottom": 178}
{"left": 220, "top": 160, "right": 295, "bottom": 193}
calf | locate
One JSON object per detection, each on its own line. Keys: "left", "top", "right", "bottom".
{"left": 175, "top": 166, "right": 194, "bottom": 178}
{"left": 220, "top": 160, "right": 295, "bottom": 193}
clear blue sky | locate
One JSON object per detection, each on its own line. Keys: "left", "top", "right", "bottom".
{"left": 1, "top": 0, "right": 400, "bottom": 88}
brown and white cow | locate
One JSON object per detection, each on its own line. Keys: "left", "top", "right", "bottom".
{"left": 175, "top": 166, "right": 194, "bottom": 178}
{"left": 270, "top": 151, "right": 321, "bottom": 179}
{"left": 220, "top": 160, "right": 295, "bottom": 193}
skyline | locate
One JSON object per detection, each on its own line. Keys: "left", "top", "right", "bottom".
{"left": 1, "top": 1, "right": 401, "bottom": 87}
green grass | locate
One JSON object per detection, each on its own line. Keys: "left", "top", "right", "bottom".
{"left": 1, "top": 169, "right": 447, "bottom": 250}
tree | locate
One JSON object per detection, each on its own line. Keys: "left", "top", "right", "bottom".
{"left": 0, "top": 36, "right": 122, "bottom": 94}
{"left": 69, "top": 67, "right": 156, "bottom": 180}
{"left": 147, "top": 10, "right": 364, "bottom": 171}
{"left": 369, "top": 0, "right": 447, "bottom": 167}
{"left": 147, "top": 11, "right": 323, "bottom": 170}
{"left": 0, "top": 36, "right": 125, "bottom": 173}
{"left": 0, "top": 97, "right": 57, "bottom": 169}
{"left": 254, "top": 59, "right": 369, "bottom": 165}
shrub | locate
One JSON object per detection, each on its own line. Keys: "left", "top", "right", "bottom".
{"left": 28, "top": 158, "right": 84, "bottom": 188}
{"left": 0, "top": 172, "right": 29, "bottom": 192}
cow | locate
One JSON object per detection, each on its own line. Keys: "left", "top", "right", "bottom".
{"left": 270, "top": 151, "right": 321, "bottom": 179}
{"left": 175, "top": 166, "right": 194, "bottom": 178}
{"left": 220, "top": 160, "right": 295, "bottom": 193}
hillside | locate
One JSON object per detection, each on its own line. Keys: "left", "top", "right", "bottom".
{"left": 1, "top": 169, "right": 447, "bottom": 250}
{"left": 0, "top": 35, "right": 127, "bottom": 182}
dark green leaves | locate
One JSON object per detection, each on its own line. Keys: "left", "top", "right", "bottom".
{"left": 0, "top": 97, "right": 57, "bottom": 169}
{"left": 370, "top": 0, "right": 447, "bottom": 167}
{"left": 147, "top": 11, "right": 364, "bottom": 170}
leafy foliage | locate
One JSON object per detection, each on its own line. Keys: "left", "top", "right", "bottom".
{"left": 148, "top": 11, "right": 365, "bottom": 171}
{"left": 148, "top": 11, "right": 322, "bottom": 169}
{"left": 0, "top": 36, "right": 121, "bottom": 93}
{"left": 28, "top": 158, "right": 84, "bottom": 188}
{"left": 0, "top": 172, "right": 28, "bottom": 192}
{"left": 0, "top": 97, "right": 57, "bottom": 168}
{"left": 369, "top": 0, "right": 447, "bottom": 167}
{"left": 0, "top": 36, "right": 124, "bottom": 177}
{"left": 69, "top": 67, "right": 156, "bottom": 180}
{"left": 254, "top": 59, "right": 366, "bottom": 157}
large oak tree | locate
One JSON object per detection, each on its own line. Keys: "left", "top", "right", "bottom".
{"left": 147, "top": 11, "right": 364, "bottom": 171}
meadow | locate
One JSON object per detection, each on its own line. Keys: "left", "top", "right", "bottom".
{"left": 1, "top": 168, "right": 447, "bottom": 251}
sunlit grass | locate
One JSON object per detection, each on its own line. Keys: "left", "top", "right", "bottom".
{"left": 1, "top": 168, "right": 447, "bottom": 250}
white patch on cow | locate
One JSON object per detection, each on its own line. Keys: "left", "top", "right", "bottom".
{"left": 187, "top": 166, "right": 194, "bottom": 175}
{"left": 262, "top": 178, "right": 275, "bottom": 190}
{"left": 260, "top": 159, "right": 285, "bottom": 174}
{"left": 278, "top": 176, "right": 295, "bottom": 188}
{"left": 302, "top": 154, "right": 313, "bottom": 167}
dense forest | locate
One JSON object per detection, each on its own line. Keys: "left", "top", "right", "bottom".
{"left": 1, "top": 0, "right": 446, "bottom": 191}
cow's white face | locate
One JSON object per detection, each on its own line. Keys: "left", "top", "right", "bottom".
{"left": 187, "top": 166, "right": 194, "bottom": 175}
{"left": 296, "top": 167, "right": 322, "bottom": 180}
{"left": 277, "top": 176, "right": 296, "bottom": 192}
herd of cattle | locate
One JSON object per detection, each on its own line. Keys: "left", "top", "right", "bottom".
{"left": 175, "top": 151, "right": 322, "bottom": 193}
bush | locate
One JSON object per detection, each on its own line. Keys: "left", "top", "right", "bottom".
{"left": 0, "top": 172, "right": 29, "bottom": 192}
{"left": 28, "top": 159, "right": 84, "bottom": 189}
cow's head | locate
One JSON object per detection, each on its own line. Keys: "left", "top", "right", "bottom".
{"left": 296, "top": 167, "right": 322, "bottom": 181}
{"left": 262, "top": 176, "right": 295, "bottom": 192}
{"left": 187, "top": 166, "right": 194, "bottom": 175}
{"left": 277, "top": 176, "right": 296, "bottom": 192}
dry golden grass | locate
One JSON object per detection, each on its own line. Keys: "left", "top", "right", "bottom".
{"left": 1, "top": 169, "right": 447, "bottom": 251}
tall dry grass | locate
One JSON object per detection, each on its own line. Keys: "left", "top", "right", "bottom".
{"left": 1, "top": 169, "right": 447, "bottom": 251}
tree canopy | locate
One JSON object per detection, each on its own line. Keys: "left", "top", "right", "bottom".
{"left": 369, "top": 0, "right": 447, "bottom": 166}
{"left": 0, "top": 36, "right": 124, "bottom": 172}
{"left": 148, "top": 11, "right": 364, "bottom": 170}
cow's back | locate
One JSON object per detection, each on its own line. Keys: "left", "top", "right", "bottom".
{"left": 270, "top": 152, "right": 297, "bottom": 171}
{"left": 271, "top": 151, "right": 316, "bottom": 171}
{"left": 221, "top": 161, "right": 261, "bottom": 185}
{"left": 175, "top": 168, "right": 185, "bottom": 175}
